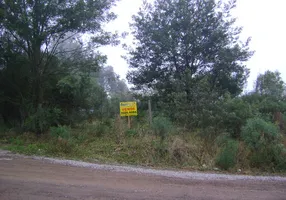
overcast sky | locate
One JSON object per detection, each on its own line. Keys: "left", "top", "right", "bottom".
{"left": 100, "top": 0, "right": 286, "bottom": 91}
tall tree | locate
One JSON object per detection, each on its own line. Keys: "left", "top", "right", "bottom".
{"left": 0, "top": 0, "right": 118, "bottom": 130}
{"left": 98, "top": 66, "right": 129, "bottom": 97}
{"left": 255, "top": 70, "right": 285, "bottom": 98}
{"left": 0, "top": 0, "right": 117, "bottom": 109}
{"left": 98, "top": 66, "right": 133, "bottom": 118}
{"left": 126, "top": 0, "right": 253, "bottom": 125}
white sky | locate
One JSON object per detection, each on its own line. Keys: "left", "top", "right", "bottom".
{"left": 100, "top": 0, "right": 286, "bottom": 91}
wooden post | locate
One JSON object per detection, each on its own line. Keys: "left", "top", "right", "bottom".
{"left": 148, "top": 99, "right": 152, "bottom": 126}
{"left": 128, "top": 116, "right": 131, "bottom": 129}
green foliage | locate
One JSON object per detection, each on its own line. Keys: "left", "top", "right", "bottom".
{"left": 0, "top": 0, "right": 118, "bottom": 133}
{"left": 216, "top": 139, "right": 239, "bottom": 170}
{"left": 25, "top": 144, "right": 40, "bottom": 155}
{"left": 241, "top": 118, "right": 286, "bottom": 170}
{"left": 259, "top": 97, "right": 286, "bottom": 115}
{"left": 0, "top": 0, "right": 285, "bottom": 175}
{"left": 255, "top": 70, "right": 285, "bottom": 98}
{"left": 242, "top": 118, "right": 281, "bottom": 149}
{"left": 9, "top": 137, "right": 24, "bottom": 146}
{"left": 125, "top": 129, "right": 138, "bottom": 137}
{"left": 152, "top": 116, "right": 172, "bottom": 141}
{"left": 196, "top": 94, "right": 258, "bottom": 139}
{"left": 215, "top": 96, "right": 257, "bottom": 138}
{"left": 50, "top": 126, "right": 71, "bottom": 140}
{"left": 127, "top": 0, "right": 253, "bottom": 127}
{"left": 24, "top": 107, "right": 62, "bottom": 133}
{"left": 242, "top": 93, "right": 286, "bottom": 128}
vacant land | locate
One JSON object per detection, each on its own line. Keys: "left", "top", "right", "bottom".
{"left": 1, "top": 150, "right": 286, "bottom": 200}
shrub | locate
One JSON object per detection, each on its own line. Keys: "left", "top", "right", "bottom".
{"left": 241, "top": 118, "right": 286, "bottom": 170}
{"left": 216, "top": 139, "right": 239, "bottom": 170}
{"left": 214, "top": 97, "right": 256, "bottom": 138}
{"left": 241, "top": 118, "right": 281, "bottom": 150}
{"left": 24, "top": 107, "right": 61, "bottom": 133}
{"left": 152, "top": 116, "right": 172, "bottom": 141}
{"left": 50, "top": 125, "right": 70, "bottom": 140}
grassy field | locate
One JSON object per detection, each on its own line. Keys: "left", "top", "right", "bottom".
{"left": 0, "top": 120, "right": 285, "bottom": 175}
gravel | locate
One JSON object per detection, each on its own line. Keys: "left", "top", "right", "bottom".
{"left": 1, "top": 149, "right": 286, "bottom": 182}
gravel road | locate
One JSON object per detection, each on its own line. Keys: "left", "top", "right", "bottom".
{"left": 0, "top": 150, "right": 286, "bottom": 200}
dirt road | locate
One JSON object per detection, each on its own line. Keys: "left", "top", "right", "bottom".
{"left": 1, "top": 151, "right": 286, "bottom": 200}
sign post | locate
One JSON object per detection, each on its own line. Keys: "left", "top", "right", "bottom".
{"left": 128, "top": 116, "right": 131, "bottom": 129}
{"left": 120, "top": 101, "right": 138, "bottom": 128}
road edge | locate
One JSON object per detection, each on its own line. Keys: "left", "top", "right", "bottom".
{"left": 1, "top": 149, "right": 286, "bottom": 182}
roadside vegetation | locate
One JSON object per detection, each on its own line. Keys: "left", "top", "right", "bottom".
{"left": 1, "top": 0, "right": 286, "bottom": 174}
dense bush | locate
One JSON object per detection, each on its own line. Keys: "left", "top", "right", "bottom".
{"left": 242, "top": 118, "right": 281, "bottom": 149}
{"left": 216, "top": 139, "right": 239, "bottom": 170}
{"left": 24, "top": 107, "right": 62, "bottom": 133}
{"left": 241, "top": 118, "right": 286, "bottom": 170}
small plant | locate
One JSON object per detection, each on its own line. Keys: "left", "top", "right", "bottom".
{"left": 152, "top": 116, "right": 172, "bottom": 141}
{"left": 216, "top": 139, "right": 239, "bottom": 170}
{"left": 50, "top": 125, "right": 70, "bottom": 140}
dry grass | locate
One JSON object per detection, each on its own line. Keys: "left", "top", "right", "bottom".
{"left": 236, "top": 141, "right": 251, "bottom": 171}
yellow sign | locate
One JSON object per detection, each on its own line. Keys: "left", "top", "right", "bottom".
{"left": 120, "top": 102, "right": 137, "bottom": 116}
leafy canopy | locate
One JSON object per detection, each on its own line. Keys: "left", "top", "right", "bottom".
{"left": 127, "top": 0, "right": 253, "bottom": 97}
{"left": 126, "top": 0, "right": 253, "bottom": 126}
{"left": 255, "top": 70, "right": 285, "bottom": 98}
